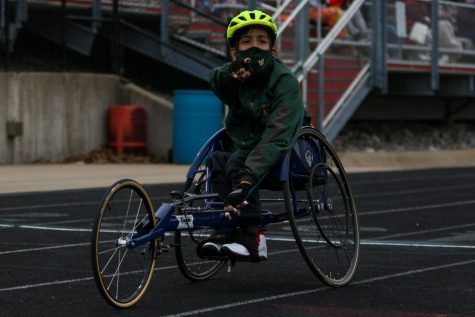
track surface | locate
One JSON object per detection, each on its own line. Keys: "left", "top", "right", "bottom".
{"left": 1, "top": 167, "right": 475, "bottom": 316}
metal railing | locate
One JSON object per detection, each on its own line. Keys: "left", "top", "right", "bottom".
{"left": 297, "top": 0, "right": 370, "bottom": 131}
{"left": 2, "top": 1, "right": 475, "bottom": 106}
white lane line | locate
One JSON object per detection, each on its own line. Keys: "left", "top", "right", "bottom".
{"left": 362, "top": 240, "right": 475, "bottom": 249}
{"left": 19, "top": 225, "right": 91, "bottom": 232}
{"left": 2, "top": 198, "right": 474, "bottom": 229}
{"left": 359, "top": 199, "right": 475, "bottom": 217}
{"left": 354, "top": 183, "right": 475, "bottom": 199}
{"left": 350, "top": 172, "right": 475, "bottom": 186}
{"left": 0, "top": 242, "right": 90, "bottom": 255}
{"left": 2, "top": 232, "right": 474, "bottom": 257}
{"left": 2, "top": 241, "right": 475, "bottom": 295}
{"left": 431, "top": 231, "right": 475, "bottom": 242}
{"left": 372, "top": 223, "right": 475, "bottom": 241}
{"left": 1, "top": 178, "right": 474, "bottom": 213}
{"left": 3, "top": 199, "right": 475, "bottom": 230}
{"left": 160, "top": 258, "right": 475, "bottom": 317}
{"left": 0, "top": 264, "right": 178, "bottom": 292}
{"left": 0, "top": 201, "right": 97, "bottom": 211}
{"left": 33, "top": 218, "right": 93, "bottom": 226}
{"left": 0, "top": 195, "right": 169, "bottom": 212}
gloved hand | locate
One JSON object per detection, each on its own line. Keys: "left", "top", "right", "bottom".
{"left": 230, "top": 58, "right": 251, "bottom": 80}
{"left": 224, "top": 181, "right": 253, "bottom": 208}
{"left": 230, "top": 57, "right": 251, "bottom": 73}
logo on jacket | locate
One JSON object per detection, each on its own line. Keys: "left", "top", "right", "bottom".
{"left": 305, "top": 150, "right": 313, "bottom": 168}
{"left": 260, "top": 103, "right": 270, "bottom": 117}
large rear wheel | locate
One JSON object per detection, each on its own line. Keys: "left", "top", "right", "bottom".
{"left": 285, "top": 128, "right": 360, "bottom": 287}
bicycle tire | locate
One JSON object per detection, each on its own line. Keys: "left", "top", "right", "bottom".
{"left": 91, "top": 179, "right": 156, "bottom": 308}
{"left": 285, "top": 127, "right": 360, "bottom": 287}
{"left": 174, "top": 161, "right": 225, "bottom": 281}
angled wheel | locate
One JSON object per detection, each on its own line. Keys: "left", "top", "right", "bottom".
{"left": 285, "top": 127, "right": 360, "bottom": 287}
{"left": 174, "top": 142, "right": 225, "bottom": 281}
{"left": 91, "top": 179, "right": 156, "bottom": 308}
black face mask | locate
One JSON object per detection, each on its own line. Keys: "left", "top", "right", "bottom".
{"left": 235, "top": 47, "right": 274, "bottom": 77}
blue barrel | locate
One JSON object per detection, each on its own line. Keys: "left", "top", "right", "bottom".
{"left": 173, "top": 90, "right": 222, "bottom": 164}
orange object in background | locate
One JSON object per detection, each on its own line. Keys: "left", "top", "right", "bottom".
{"left": 108, "top": 105, "right": 147, "bottom": 155}
{"left": 309, "top": 5, "right": 347, "bottom": 39}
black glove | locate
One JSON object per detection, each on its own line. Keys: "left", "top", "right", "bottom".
{"left": 224, "top": 181, "right": 253, "bottom": 207}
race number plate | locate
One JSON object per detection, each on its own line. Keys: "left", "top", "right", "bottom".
{"left": 175, "top": 215, "right": 194, "bottom": 229}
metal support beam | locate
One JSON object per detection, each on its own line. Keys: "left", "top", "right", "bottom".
{"left": 318, "top": 55, "right": 324, "bottom": 129}
{"left": 431, "top": 0, "right": 439, "bottom": 91}
{"left": 371, "top": 0, "right": 387, "bottom": 93}
{"left": 295, "top": 2, "right": 309, "bottom": 65}
{"left": 0, "top": 0, "right": 4, "bottom": 31}
{"left": 112, "top": 0, "right": 121, "bottom": 73}
{"left": 160, "top": 0, "right": 169, "bottom": 45}
{"left": 92, "top": 0, "right": 102, "bottom": 33}
{"left": 14, "top": 0, "right": 27, "bottom": 27}
{"left": 1, "top": 0, "right": 7, "bottom": 70}
{"left": 60, "top": 0, "right": 66, "bottom": 70}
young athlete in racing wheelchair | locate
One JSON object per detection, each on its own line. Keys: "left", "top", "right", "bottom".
{"left": 91, "top": 9, "right": 359, "bottom": 309}
{"left": 200, "top": 9, "right": 307, "bottom": 262}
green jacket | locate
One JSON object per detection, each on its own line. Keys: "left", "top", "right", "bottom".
{"left": 209, "top": 58, "right": 305, "bottom": 182}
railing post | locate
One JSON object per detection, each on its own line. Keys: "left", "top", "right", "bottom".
{"left": 431, "top": 0, "right": 439, "bottom": 91}
{"left": 371, "top": 0, "right": 387, "bottom": 93}
{"left": 15, "top": 0, "right": 27, "bottom": 27}
{"left": 318, "top": 54, "right": 324, "bottom": 130}
{"left": 92, "top": 0, "right": 102, "bottom": 33}
{"left": 1, "top": 0, "right": 7, "bottom": 70}
{"left": 60, "top": 0, "right": 66, "bottom": 70}
{"left": 160, "top": 0, "right": 169, "bottom": 45}
{"left": 0, "top": 0, "right": 4, "bottom": 35}
{"left": 112, "top": 0, "right": 121, "bottom": 74}
{"left": 296, "top": 1, "right": 309, "bottom": 68}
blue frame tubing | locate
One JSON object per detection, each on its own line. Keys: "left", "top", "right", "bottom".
{"left": 91, "top": 125, "right": 359, "bottom": 309}
{"left": 126, "top": 126, "right": 327, "bottom": 250}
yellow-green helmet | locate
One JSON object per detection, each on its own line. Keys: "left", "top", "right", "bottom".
{"left": 226, "top": 10, "right": 278, "bottom": 47}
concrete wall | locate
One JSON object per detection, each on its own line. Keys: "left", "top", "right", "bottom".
{"left": 0, "top": 73, "right": 173, "bottom": 164}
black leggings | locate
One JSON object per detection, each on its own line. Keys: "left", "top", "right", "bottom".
{"left": 209, "top": 150, "right": 262, "bottom": 259}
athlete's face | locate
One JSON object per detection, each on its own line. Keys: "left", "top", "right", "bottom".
{"left": 230, "top": 28, "right": 276, "bottom": 60}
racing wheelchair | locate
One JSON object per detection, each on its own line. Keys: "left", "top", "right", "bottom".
{"left": 90, "top": 126, "right": 360, "bottom": 309}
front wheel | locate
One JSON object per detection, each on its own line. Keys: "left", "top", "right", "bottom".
{"left": 174, "top": 171, "right": 225, "bottom": 281}
{"left": 285, "top": 128, "right": 360, "bottom": 287}
{"left": 91, "top": 179, "right": 156, "bottom": 308}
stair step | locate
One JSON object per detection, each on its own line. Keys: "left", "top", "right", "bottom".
{"left": 307, "top": 82, "right": 352, "bottom": 92}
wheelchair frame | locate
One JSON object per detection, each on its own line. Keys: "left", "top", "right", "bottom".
{"left": 91, "top": 126, "right": 360, "bottom": 309}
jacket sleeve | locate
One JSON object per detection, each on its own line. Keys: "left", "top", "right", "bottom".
{"left": 243, "top": 74, "right": 305, "bottom": 181}
{"left": 209, "top": 63, "right": 239, "bottom": 107}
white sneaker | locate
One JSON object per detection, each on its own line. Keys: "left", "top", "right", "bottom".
{"left": 257, "top": 232, "right": 268, "bottom": 261}
{"left": 221, "top": 242, "right": 250, "bottom": 257}
{"left": 201, "top": 242, "right": 221, "bottom": 256}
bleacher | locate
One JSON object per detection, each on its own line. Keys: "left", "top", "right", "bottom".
{"left": 1, "top": 0, "right": 474, "bottom": 142}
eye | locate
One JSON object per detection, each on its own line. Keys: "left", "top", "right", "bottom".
{"left": 258, "top": 37, "right": 269, "bottom": 45}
